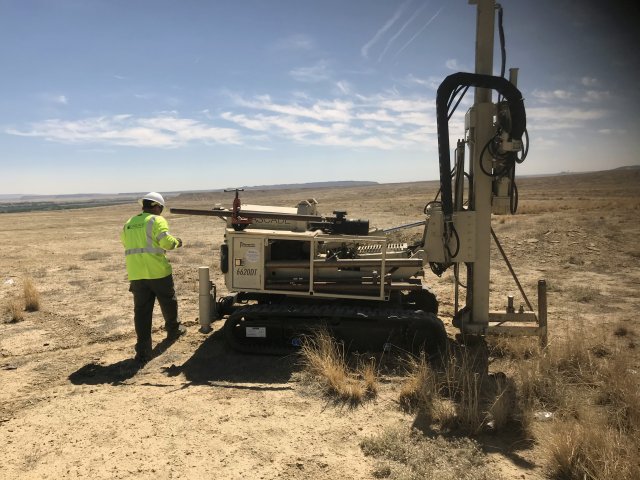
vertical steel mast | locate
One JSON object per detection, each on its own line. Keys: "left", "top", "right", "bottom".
{"left": 466, "top": 0, "right": 496, "bottom": 328}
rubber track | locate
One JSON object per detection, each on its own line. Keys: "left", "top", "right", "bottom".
{"left": 224, "top": 303, "right": 446, "bottom": 356}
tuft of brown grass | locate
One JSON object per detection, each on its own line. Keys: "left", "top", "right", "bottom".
{"left": 398, "top": 354, "right": 439, "bottom": 415}
{"left": 543, "top": 417, "right": 640, "bottom": 480}
{"left": 23, "top": 277, "right": 40, "bottom": 312}
{"left": 399, "top": 345, "right": 517, "bottom": 435}
{"left": 361, "top": 427, "right": 494, "bottom": 480}
{"left": 596, "top": 352, "right": 640, "bottom": 435}
{"left": 439, "top": 350, "right": 485, "bottom": 435}
{"left": 299, "top": 329, "right": 377, "bottom": 404}
{"left": 80, "top": 251, "right": 108, "bottom": 261}
{"left": 567, "top": 284, "right": 600, "bottom": 303}
{"left": 503, "top": 330, "right": 640, "bottom": 478}
{"left": 488, "top": 335, "right": 540, "bottom": 360}
{"left": 359, "top": 356, "right": 379, "bottom": 397}
{"left": 5, "top": 300, "right": 25, "bottom": 323}
{"left": 487, "top": 374, "right": 513, "bottom": 432}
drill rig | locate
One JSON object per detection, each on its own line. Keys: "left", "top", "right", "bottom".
{"left": 171, "top": 0, "right": 547, "bottom": 355}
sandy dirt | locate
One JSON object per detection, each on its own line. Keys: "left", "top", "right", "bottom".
{"left": 1, "top": 169, "right": 639, "bottom": 479}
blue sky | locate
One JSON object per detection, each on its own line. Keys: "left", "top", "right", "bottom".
{"left": 1, "top": 0, "right": 639, "bottom": 195}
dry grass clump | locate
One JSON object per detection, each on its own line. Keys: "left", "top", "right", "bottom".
{"left": 80, "top": 251, "right": 108, "bottom": 261}
{"left": 543, "top": 416, "right": 639, "bottom": 480}
{"left": 2, "top": 277, "right": 40, "bottom": 321}
{"left": 5, "top": 300, "right": 25, "bottom": 323}
{"left": 596, "top": 352, "right": 640, "bottom": 435}
{"left": 398, "top": 354, "right": 439, "bottom": 415}
{"left": 299, "top": 329, "right": 378, "bottom": 405}
{"left": 488, "top": 335, "right": 540, "bottom": 360}
{"left": 507, "top": 333, "right": 640, "bottom": 479}
{"left": 361, "top": 427, "right": 494, "bottom": 480}
{"left": 438, "top": 349, "right": 486, "bottom": 435}
{"left": 567, "top": 284, "right": 600, "bottom": 303}
{"left": 399, "top": 345, "right": 516, "bottom": 436}
{"left": 23, "top": 277, "right": 40, "bottom": 312}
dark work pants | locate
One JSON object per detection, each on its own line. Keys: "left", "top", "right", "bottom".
{"left": 129, "top": 275, "right": 179, "bottom": 358}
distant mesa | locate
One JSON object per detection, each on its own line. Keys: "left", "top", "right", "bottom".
{"left": 238, "top": 180, "right": 378, "bottom": 191}
{"left": 0, "top": 181, "right": 378, "bottom": 213}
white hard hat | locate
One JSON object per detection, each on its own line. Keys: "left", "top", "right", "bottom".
{"left": 139, "top": 192, "right": 165, "bottom": 207}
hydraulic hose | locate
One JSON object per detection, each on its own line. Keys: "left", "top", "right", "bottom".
{"left": 436, "top": 72, "right": 526, "bottom": 219}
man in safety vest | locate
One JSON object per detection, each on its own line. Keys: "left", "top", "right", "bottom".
{"left": 121, "top": 192, "right": 186, "bottom": 364}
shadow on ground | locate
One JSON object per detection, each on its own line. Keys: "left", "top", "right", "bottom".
{"left": 69, "top": 336, "right": 179, "bottom": 385}
{"left": 163, "top": 328, "right": 299, "bottom": 386}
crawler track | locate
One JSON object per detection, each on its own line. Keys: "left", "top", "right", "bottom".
{"left": 223, "top": 303, "right": 447, "bottom": 356}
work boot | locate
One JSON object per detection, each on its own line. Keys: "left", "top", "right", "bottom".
{"left": 166, "top": 324, "right": 187, "bottom": 340}
{"left": 134, "top": 353, "right": 152, "bottom": 365}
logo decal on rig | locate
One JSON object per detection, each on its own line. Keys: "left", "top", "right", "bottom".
{"left": 244, "top": 248, "right": 260, "bottom": 263}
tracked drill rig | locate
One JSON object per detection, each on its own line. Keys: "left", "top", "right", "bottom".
{"left": 172, "top": 0, "right": 547, "bottom": 355}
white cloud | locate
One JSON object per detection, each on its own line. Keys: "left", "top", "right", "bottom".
{"left": 395, "top": 5, "right": 446, "bottom": 59}
{"left": 6, "top": 114, "right": 241, "bottom": 148}
{"left": 445, "top": 58, "right": 471, "bottom": 71}
{"left": 527, "top": 106, "right": 610, "bottom": 130}
{"left": 271, "top": 34, "right": 314, "bottom": 52}
{"left": 377, "top": 1, "right": 429, "bottom": 62}
{"left": 531, "top": 89, "right": 573, "bottom": 102}
{"left": 40, "top": 93, "right": 68, "bottom": 105}
{"left": 234, "top": 95, "right": 353, "bottom": 123}
{"left": 377, "top": 98, "right": 431, "bottom": 113}
{"left": 13, "top": 86, "right": 446, "bottom": 154}
{"left": 582, "top": 90, "right": 610, "bottom": 103}
{"left": 289, "top": 60, "right": 331, "bottom": 83}
{"left": 223, "top": 90, "right": 439, "bottom": 150}
{"left": 405, "top": 74, "right": 442, "bottom": 90}
{"left": 581, "top": 76, "right": 599, "bottom": 87}
{"left": 335, "top": 81, "right": 351, "bottom": 95}
{"left": 356, "top": 109, "right": 397, "bottom": 123}
{"left": 361, "top": 1, "right": 409, "bottom": 58}
{"left": 598, "top": 128, "right": 626, "bottom": 135}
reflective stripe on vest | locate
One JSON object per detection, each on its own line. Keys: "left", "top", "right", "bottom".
{"left": 125, "top": 215, "right": 166, "bottom": 257}
{"left": 156, "top": 231, "right": 169, "bottom": 241}
{"left": 125, "top": 247, "right": 166, "bottom": 255}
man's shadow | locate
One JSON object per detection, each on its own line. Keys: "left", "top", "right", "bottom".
{"left": 68, "top": 337, "right": 178, "bottom": 385}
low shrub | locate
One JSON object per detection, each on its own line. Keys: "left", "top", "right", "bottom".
{"left": 299, "top": 329, "right": 378, "bottom": 404}
{"left": 23, "top": 277, "right": 40, "bottom": 312}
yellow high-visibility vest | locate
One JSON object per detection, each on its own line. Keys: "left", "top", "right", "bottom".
{"left": 120, "top": 213, "right": 180, "bottom": 280}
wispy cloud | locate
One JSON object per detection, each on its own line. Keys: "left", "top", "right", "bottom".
{"left": 405, "top": 74, "right": 442, "bottom": 90}
{"left": 361, "top": 0, "right": 410, "bottom": 58}
{"left": 394, "top": 3, "right": 446, "bottom": 58}
{"left": 598, "top": 128, "right": 626, "bottom": 135}
{"left": 532, "top": 84, "right": 612, "bottom": 107}
{"left": 527, "top": 106, "right": 610, "bottom": 130}
{"left": 334, "top": 81, "right": 351, "bottom": 95}
{"left": 377, "top": 1, "right": 429, "bottom": 62}
{"left": 271, "top": 34, "right": 314, "bottom": 52}
{"left": 233, "top": 95, "right": 353, "bottom": 122}
{"left": 290, "top": 60, "right": 331, "bottom": 82}
{"left": 40, "top": 93, "right": 68, "bottom": 105}
{"left": 445, "top": 58, "right": 471, "bottom": 71}
{"left": 6, "top": 114, "right": 241, "bottom": 148}
{"left": 583, "top": 90, "right": 610, "bottom": 103}
{"left": 223, "top": 91, "right": 439, "bottom": 149}
{"left": 531, "top": 89, "right": 574, "bottom": 102}
{"left": 581, "top": 76, "right": 599, "bottom": 87}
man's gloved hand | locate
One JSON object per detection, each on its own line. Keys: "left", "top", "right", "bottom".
{"left": 176, "top": 237, "right": 183, "bottom": 248}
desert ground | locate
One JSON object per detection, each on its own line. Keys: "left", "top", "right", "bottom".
{"left": 1, "top": 168, "right": 639, "bottom": 479}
